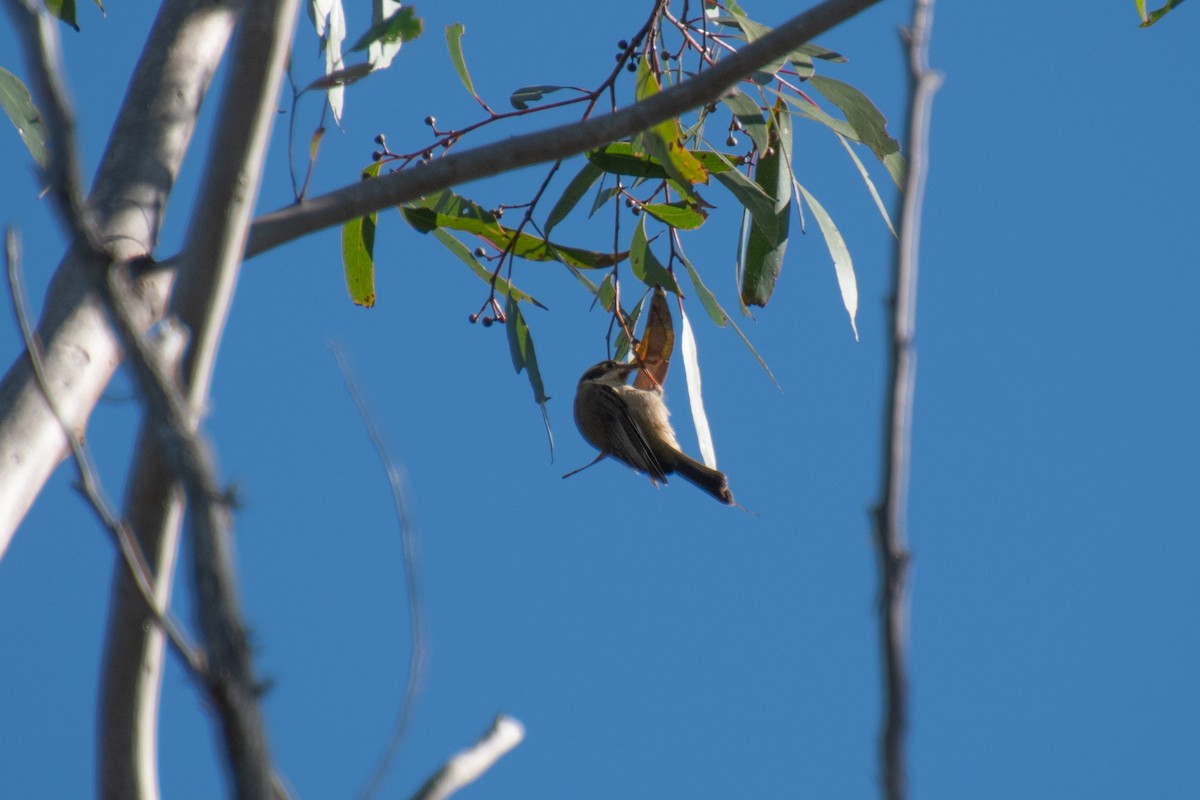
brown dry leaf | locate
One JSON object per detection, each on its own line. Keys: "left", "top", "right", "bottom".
{"left": 633, "top": 287, "right": 674, "bottom": 390}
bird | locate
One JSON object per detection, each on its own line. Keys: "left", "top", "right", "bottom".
{"left": 572, "top": 359, "right": 734, "bottom": 504}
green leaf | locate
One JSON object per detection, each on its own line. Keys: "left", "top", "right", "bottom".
{"left": 445, "top": 22, "right": 481, "bottom": 102}
{"left": 641, "top": 201, "right": 707, "bottom": 230}
{"left": 712, "top": 165, "right": 781, "bottom": 241}
{"left": 629, "top": 217, "right": 682, "bottom": 294}
{"left": 303, "top": 62, "right": 373, "bottom": 92}
{"left": 741, "top": 100, "right": 792, "bottom": 308}
{"left": 769, "top": 88, "right": 859, "bottom": 140}
{"left": 0, "top": 68, "right": 49, "bottom": 169}
{"left": 44, "top": 0, "right": 79, "bottom": 30}
{"left": 589, "top": 183, "right": 620, "bottom": 218}
{"left": 510, "top": 84, "right": 570, "bottom": 110}
{"left": 350, "top": 5, "right": 422, "bottom": 53}
{"left": 675, "top": 249, "right": 725, "bottom": 327}
{"left": 366, "top": 0, "right": 409, "bottom": 69}
{"left": 676, "top": 248, "right": 780, "bottom": 390}
{"left": 809, "top": 76, "right": 902, "bottom": 170}
{"left": 401, "top": 190, "right": 625, "bottom": 269}
{"left": 720, "top": 89, "right": 770, "bottom": 152}
{"left": 505, "top": 292, "right": 553, "bottom": 448}
{"left": 1138, "top": 0, "right": 1185, "bottom": 25}
{"left": 634, "top": 59, "right": 708, "bottom": 193}
{"left": 719, "top": 12, "right": 788, "bottom": 83}
{"left": 544, "top": 161, "right": 602, "bottom": 235}
{"left": 341, "top": 161, "right": 382, "bottom": 307}
{"left": 795, "top": 42, "right": 846, "bottom": 62}
{"left": 429, "top": 228, "right": 545, "bottom": 309}
{"left": 587, "top": 142, "right": 742, "bottom": 180}
{"left": 796, "top": 182, "right": 858, "bottom": 339}
{"left": 835, "top": 132, "right": 896, "bottom": 238}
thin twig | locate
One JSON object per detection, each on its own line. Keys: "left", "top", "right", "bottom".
{"left": 327, "top": 345, "right": 427, "bottom": 800}
{"left": 5, "top": 228, "right": 206, "bottom": 677}
{"left": 872, "top": 2, "right": 941, "bottom": 799}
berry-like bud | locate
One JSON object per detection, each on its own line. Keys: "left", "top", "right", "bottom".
{"left": 374, "top": 133, "right": 386, "bottom": 145}
{"left": 725, "top": 135, "right": 737, "bottom": 147}
{"left": 482, "top": 316, "right": 494, "bottom": 327}
{"left": 473, "top": 247, "right": 487, "bottom": 257}
{"left": 424, "top": 115, "right": 436, "bottom": 126}
{"left": 618, "top": 39, "right": 629, "bottom": 50}
{"left": 469, "top": 313, "right": 479, "bottom": 323}
{"left": 626, "top": 61, "right": 637, "bottom": 72}
{"left": 371, "top": 150, "right": 382, "bottom": 161}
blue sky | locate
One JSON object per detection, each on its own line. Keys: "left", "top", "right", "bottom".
{"left": 1, "top": 1, "right": 1197, "bottom": 798}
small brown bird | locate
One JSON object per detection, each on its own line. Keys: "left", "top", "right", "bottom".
{"left": 572, "top": 359, "right": 734, "bottom": 504}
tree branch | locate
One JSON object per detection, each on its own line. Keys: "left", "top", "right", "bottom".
{"left": 872, "top": 2, "right": 940, "bottom": 799}
{"left": 0, "top": 0, "right": 237, "bottom": 548}
{"left": 244, "top": 0, "right": 885, "bottom": 257}
{"left": 95, "top": 2, "right": 302, "bottom": 799}
{"left": 412, "top": 716, "right": 525, "bottom": 800}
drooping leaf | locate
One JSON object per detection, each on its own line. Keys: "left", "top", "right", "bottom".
{"left": 712, "top": 163, "right": 781, "bottom": 242}
{"left": 634, "top": 59, "right": 708, "bottom": 194}
{"left": 0, "top": 68, "right": 49, "bottom": 169}
{"left": 633, "top": 287, "right": 673, "bottom": 390}
{"left": 429, "top": 228, "right": 545, "bottom": 308}
{"left": 678, "top": 306, "right": 717, "bottom": 468}
{"left": 716, "top": 12, "right": 788, "bottom": 83}
{"left": 809, "top": 75, "right": 904, "bottom": 185}
{"left": 44, "top": 0, "right": 78, "bottom": 30}
{"left": 510, "top": 84, "right": 571, "bottom": 110}
{"left": 544, "top": 161, "right": 602, "bottom": 235}
{"left": 796, "top": 182, "right": 858, "bottom": 339}
{"left": 770, "top": 89, "right": 858, "bottom": 142}
{"left": 341, "top": 162, "right": 381, "bottom": 306}
{"left": 308, "top": 0, "right": 348, "bottom": 121}
{"left": 835, "top": 132, "right": 896, "bottom": 238}
{"left": 505, "top": 293, "right": 554, "bottom": 456}
{"left": 350, "top": 4, "right": 421, "bottom": 54}
{"left": 677, "top": 249, "right": 780, "bottom": 389}
{"left": 675, "top": 249, "right": 725, "bottom": 327}
{"left": 629, "top": 216, "right": 682, "bottom": 294}
{"left": 741, "top": 99, "right": 792, "bottom": 308}
{"left": 368, "top": 0, "right": 404, "bottom": 70}
{"left": 445, "top": 22, "right": 485, "bottom": 105}
{"left": 641, "top": 201, "right": 707, "bottom": 230}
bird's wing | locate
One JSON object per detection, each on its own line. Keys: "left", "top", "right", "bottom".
{"left": 595, "top": 384, "right": 669, "bottom": 484}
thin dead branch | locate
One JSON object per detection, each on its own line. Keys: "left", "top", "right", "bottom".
{"left": 872, "top": 2, "right": 941, "bottom": 799}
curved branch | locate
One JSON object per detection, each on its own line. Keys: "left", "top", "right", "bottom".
{"left": 245, "top": 0, "right": 885, "bottom": 257}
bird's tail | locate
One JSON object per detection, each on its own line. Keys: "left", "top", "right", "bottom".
{"left": 672, "top": 452, "right": 734, "bottom": 505}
